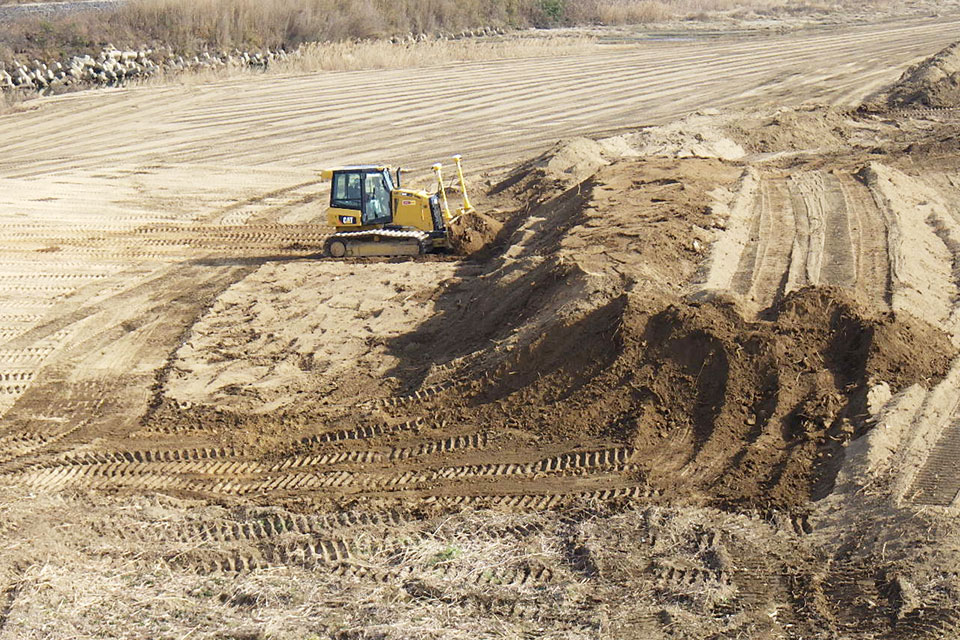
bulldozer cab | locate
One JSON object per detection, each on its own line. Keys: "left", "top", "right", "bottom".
{"left": 329, "top": 167, "right": 395, "bottom": 226}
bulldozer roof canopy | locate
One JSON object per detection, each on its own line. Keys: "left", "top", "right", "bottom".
{"left": 319, "top": 165, "right": 388, "bottom": 179}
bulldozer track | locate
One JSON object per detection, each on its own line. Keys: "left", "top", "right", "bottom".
{"left": 650, "top": 562, "right": 732, "bottom": 588}
{"left": 389, "top": 431, "right": 490, "bottom": 461}
{"left": 9, "top": 445, "right": 641, "bottom": 495}
{"left": 300, "top": 417, "right": 426, "bottom": 446}
{"left": 0, "top": 424, "right": 82, "bottom": 468}
{"left": 152, "top": 509, "right": 420, "bottom": 545}
{"left": 168, "top": 536, "right": 354, "bottom": 574}
{"left": 372, "top": 380, "right": 466, "bottom": 408}
{"left": 432, "top": 562, "right": 557, "bottom": 592}
{"left": 263, "top": 450, "right": 383, "bottom": 472}
{"left": 0, "top": 571, "right": 23, "bottom": 635}
{"left": 721, "top": 168, "right": 892, "bottom": 314}
{"left": 890, "top": 106, "right": 960, "bottom": 118}
{"left": 895, "top": 606, "right": 960, "bottom": 640}
{"left": 907, "top": 417, "right": 960, "bottom": 506}
{"left": 43, "top": 444, "right": 244, "bottom": 467}
{"left": 423, "top": 485, "right": 657, "bottom": 510}
{"left": 405, "top": 585, "right": 557, "bottom": 623}
{"left": 143, "top": 510, "right": 545, "bottom": 554}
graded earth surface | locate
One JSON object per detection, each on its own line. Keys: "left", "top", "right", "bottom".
{"left": 3, "top": 12, "right": 960, "bottom": 640}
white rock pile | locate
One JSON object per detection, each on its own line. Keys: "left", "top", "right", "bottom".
{"left": 0, "top": 44, "right": 288, "bottom": 94}
{"left": 0, "top": 26, "right": 507, "bottom": 95}
{"left": 389, "top": 26, "right": 506, "bottom": 43}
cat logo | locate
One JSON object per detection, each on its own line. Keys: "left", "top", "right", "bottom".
{"left": 401, "top": 199, "right": 414, "bottom": 206}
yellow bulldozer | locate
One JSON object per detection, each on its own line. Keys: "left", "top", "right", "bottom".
{"left": 320, "top": 155, "right": 474, "bottom": 258}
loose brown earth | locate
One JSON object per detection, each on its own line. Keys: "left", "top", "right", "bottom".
{"left": 4, "top": 15, "right": 960, "bottom": 640}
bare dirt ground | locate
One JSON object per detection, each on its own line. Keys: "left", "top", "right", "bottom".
{"left": 3, "top": 13, "right": 960, "bottom": 640}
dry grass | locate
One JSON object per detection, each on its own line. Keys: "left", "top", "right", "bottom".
{"left": 117, "top": 36, "right": 596, "bottom": 97}
{"left": 285, "top": 36, "right": 595, "bottom": 73}
{"left": 1, "top": 480, "right": 959, "bottom": 638}
{"left": 0, "top": 0, "right": 914, "bottom": 65}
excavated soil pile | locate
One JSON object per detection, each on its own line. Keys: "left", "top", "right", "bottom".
{"left": 446, "top": 209, "right": 504, "bottom": 255}
{"left": 374, "top": 143, "right": 957, "bottom": 512}
{"left": 873, "top": 41, "right": 960, "bottom": 108}
{"left": 456, "top": 286, "right": 952, "bottom": 509}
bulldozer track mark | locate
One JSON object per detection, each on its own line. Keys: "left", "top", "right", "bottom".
{"left": 300, "top": 417, "right": 426, "bottom": 446}
{"left": 0, "top": 284, "right": 76, "bottom": 295}
{"left": 374, "top": 380, "right": 465, "bottom": 408}
{"left": 44, "top": 444, "right": 244, "bottom": 467}
{"left": 453, "top": 563, "right": 556, "bottom": 590}
{"left": 201, "top": 181, "right": 323, "bottom": 226}
{"left": 423, "top": 485, "right": 657, "bottom": 510}
{"left": 389, "top": 431, "right": 490, "bottom": 461}
{"left": 430, "top": 447, "right": 637, "bottom": 479}
{"left": 157, "top": 508, "right": 418, "bottom": 545}
{"left": 0, "top": 372, "right": 35, "bottom": 384}
{"left": 169, "top": 537, "right": 353, "bottom": 575}
{"left": 138, "top": 423, "right": 218, "bottom": 436}
{"left": 890, "top": 106, "right": 960, "bottom": 118}
{"left": 0, "top": 570, "right": 24, "bottom": 635}
{"left": 403, "top": 582, "right": 549, "bottom": 622}
{"left": 808, "top": 172, "right": 857, "bottom": 288}
{"left": 0, "top": 315, "right": 44, "bottom": 324}
{"left": 738, "top": 176, "right": 796, "bottom": 308}
{"left": 0, "top": 423, "right": 82, "bottom": 468}
{"left": 650, "top": 561, "right": 732, "bottom": 587}
{"left": 727, "top": 556, "right": 788, "bottom": 608}
{"left": 264, "top": 449, "right": 382, "bottom": 472}
{"left": 820, "top": 564, "right": 890, "bottom": 632}
{"left": 894, "top": 606, "right": 960, "bottom": 639}
{"left": 15, "top": 465, "right": 199, "bottom": 491}
{"left": 14, "top": 458, "right": 265, "bottom": 490}
{"left": 908, "top": 417, "right": 960, "bottom": 506}
{"left": 197, "top": 449, "right": 638, "bottom": 497}
{"left": 261, "top": 536, "right": 353, "bottom": 566}
{"left": 0, "top": 273, "right": 108, "bottom": 282}
{"left": 838, "top": 172, "right": 892, "bottom": 303}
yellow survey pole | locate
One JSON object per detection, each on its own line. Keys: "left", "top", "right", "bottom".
{"left": 432, "top": 163, "right": 452, "bottom": 221}
{"left": 452, "top": 154, "right": 473, "bottom": 213}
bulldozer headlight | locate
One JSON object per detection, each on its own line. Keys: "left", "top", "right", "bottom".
{"left": 339, "top": 215, "right": 357, "bottom": 225}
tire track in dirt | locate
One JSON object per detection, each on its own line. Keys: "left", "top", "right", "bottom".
{"left": 1, "top": 17, "right": 958, "bottom": 179}
{"left": 0, "top": 17, "right": 954, "bottom": 453}
{"left": 714, "top": 168, "right": 892, "bottom": 315}
{"left": 4, "top": 427, "right": 641, "bottom": 503}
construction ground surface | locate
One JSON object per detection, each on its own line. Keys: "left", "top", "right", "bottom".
{"left": 4, "top": 9, "right": 960, "bottom": 640}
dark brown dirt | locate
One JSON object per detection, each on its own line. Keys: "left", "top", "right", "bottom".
{"left": 423, "top": 282, "right": 953, "bottom": 510}
{"left": 446, "top": 209, "right": 504, "bottom": 256}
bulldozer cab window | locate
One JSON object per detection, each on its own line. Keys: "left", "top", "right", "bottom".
{"left": 362, "top": 171, "right": 392, "bottom": 224}
{"left": 331, "top": 172, "right": 362, "bottom": 210}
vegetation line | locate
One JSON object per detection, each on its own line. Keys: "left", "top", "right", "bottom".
{"left": 0, "top": 0, "right": 902, "bottom": 65}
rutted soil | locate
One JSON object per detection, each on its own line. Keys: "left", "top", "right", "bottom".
{"left": 5, "top": 30, "right": 960, "bottom": 640}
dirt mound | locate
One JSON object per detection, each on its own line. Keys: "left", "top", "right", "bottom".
{"left": 446, "top": 209, "right": 504, "bottom": 255}
{"left": 724, "top": 106, "right": 850, "bottom": 153}
{"left": 625, "top": 111, "right": 747, "bottom": 159}
{"left": 873, "top": 41, "right": 960, "bottom": 108}
{"left": 458, "top": 286, "right": 954, "bottom": 509}
{"left": 489, "top": 137, "right": 611, "bottom": 204}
